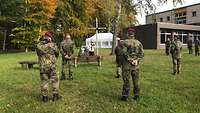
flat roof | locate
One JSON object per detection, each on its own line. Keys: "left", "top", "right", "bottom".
{"left": 135, "top": 22, "right": 200, "bottom": 31}
{"left": 147, "top": 2, "right": 200, "bottom": 16}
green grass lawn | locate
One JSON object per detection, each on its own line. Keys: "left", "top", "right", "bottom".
{"left": 0, "top": 49, "right": 199, "bottom": 113}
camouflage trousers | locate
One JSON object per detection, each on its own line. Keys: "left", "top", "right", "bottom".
{"left": 165, "top": 47, "right": 170, "bottom": 55}
{"left": 195, "top": 47, "right": 199, "bottom": 56}
{"left": 61, "top": 59, "right": 73, "bottom": 79}
{"left": 188, "top": 47, "right": 193, "bottom": 54}
{"left": 40, "top": 66, "right": 59, "bottom": 96}
{"left": 116, "top": 63, "right": 122, "bottom": 77}
{"left": 122, "top": 68, "right": 139, "bottom": 98}
{"left": 172, "top": 58, "right": 181, "bottom": 74}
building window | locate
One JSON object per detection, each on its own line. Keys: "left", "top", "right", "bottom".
{"left": 167, "top": 16, "right": 170, "bottom": 21}
{"left": 175, "top": 13, "right": 178, "bottom": 17}
{"left": 102, "top": 41, "right": 109, "bottom": 46}
{"left": 160, "top": 18, "right": 163, "bottom": 22}
{"left": 160, "top": 30, "right": 171, "bottom": 44}
{"left": 183, "top": 12, "right": 186, "bottom": 16}
{"left": 176, "top": 18, "right": 186, "bottom": 24}
{"left": 179, "top": 13, "right": 182, "bottom": 17}
{"left": 192, "top": 11, "right": 197, "bottom": 17}
{"left": 193, "top": 33, "right": 200, "bottom": 41}
{"left": 160, "top": 33, "right": 165, "bottom": 44}
{"left": 183, "top": 35, "right": 187, "bottom": 44}
{"left": 177, "top": 31, "right": 187, "bottom": 44}
{"left": 183, "top": 20, "right": 186, "bottom": 24}
{"left": 110, "top": 41, "right": 112, "bottom": 46}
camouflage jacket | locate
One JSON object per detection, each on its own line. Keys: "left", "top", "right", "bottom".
{"left": 165, "top": 40, "right": 171, "bottom": 48}
{"left": 36, "top": 41, "right": 59, "bottom": 68}
{"left": 60, "top": 39, "right": 75, "bottom": 58}
{"left": 170, "top": 41, "right": 182, "bottom": 59}
{"left": 122, "top": 38, "right": 144, "bottom": 70}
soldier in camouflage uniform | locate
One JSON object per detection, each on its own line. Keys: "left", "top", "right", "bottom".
{"left": 121, "top": 28, "right": 144, "bottom": 101}
{"left": 60, "top": 32, "right": 75, "bottom": 80}
{"left": 36, "top": 31, "right": 60, "bottom": 102}
{"left": 165, "top": 37, "right": 171, "bottom": 55}
{"left": 194, "top": 38, "right": 200, "bottom": 56}
{"left": 187, "top": 34, "right": 193, "bottom": 54}
{"left": 115, "top": 40, "right": 124, "bottom": 78}
{"left": 170, "top": 33, "right": 182, "bottom": 75}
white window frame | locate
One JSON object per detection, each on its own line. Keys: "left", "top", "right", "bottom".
{"left": 160, "top": 32, "right": 171, "bottom": 45}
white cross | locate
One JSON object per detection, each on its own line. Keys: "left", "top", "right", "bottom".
{"left": 88, "top": 18, "right": 106, "bottom": 56}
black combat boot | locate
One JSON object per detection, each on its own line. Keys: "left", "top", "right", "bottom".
{"left": 133, "top": 95, "right": 140, "bottom": 101}
{"left": 121, "top": 96, "right": 128, "bottom": 101}
{"left": 42, "top": 95, "right": 48, "bottom": 102}
{"left": 52, "top": 93, "right": 61, "bottom": 101}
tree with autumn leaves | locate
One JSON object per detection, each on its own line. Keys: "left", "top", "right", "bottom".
{"left": 0, "top": 0, "right": 184, "bottom": 51}
{"left": 11, "top": 0, "right": 57, "bottom": 52}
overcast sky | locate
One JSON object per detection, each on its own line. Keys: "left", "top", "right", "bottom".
{"left": 135, "top": 0, "right": 200, "bottom": 25}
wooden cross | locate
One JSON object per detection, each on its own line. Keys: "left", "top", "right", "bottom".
{"left": 88, "top": 18, "right": 106, "bottom": 56}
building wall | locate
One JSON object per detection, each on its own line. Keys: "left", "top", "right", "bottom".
{"left": 133, "top": 23, "right": 200, "bottom": 49}
{"left": 146, "top": 14, "right": 156, "bottom": 24}
{"left": 156, "top": 11, "right": 174, "bottom": 23}
{"left": 146, "top": 11, "right": 175, "bottom": 24}
{"left": 186, "top": 4, "right": 200, "bottom": 25}
{"left": 146, "top": 3, "right": 200, "bottom": 25}
{"left": 134, "top": 24, "right": 157, "bottom": 49}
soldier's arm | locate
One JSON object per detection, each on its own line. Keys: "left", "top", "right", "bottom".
{"left": 114, "top": 47, "right": 118, "bottom": 55}
{"left": 170, "top": 43, "right": 174, "bottom": 54}
{"left": 54, "top": 44, "right": 59, "bottom": 58}
{"left": 71, "top": 42, "right": 75, "bottom": 55}
{"left": 138, "top": 43, "right": 144, "bottom": 61}
{"left": 121, "top": 40, "right": 130, "bottom": 61}
{"left": 36, "top": 42, "right": 45, "bottom": 56}
{"left": 59, "top": 42, "right": 65, "bottom": 56}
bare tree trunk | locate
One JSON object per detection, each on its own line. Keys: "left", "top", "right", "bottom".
{"left": 2, "top": 29, "right": 7, "bottom": 51}
{"left": 111, "top": 0, "right": 122, "bottom": 55}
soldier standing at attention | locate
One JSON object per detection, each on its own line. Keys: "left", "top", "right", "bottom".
{"left": 36, "top": 31, "right": 60, "bottom": 102}
{"left": 187, "top": 34, "right": 193, "bottom": 54}
{"left": 121, "top": 28, "right": 144, "bottom": 101}
{"left": 60, "top": 32, "right": 75, "bottom": 80}
{"left": 170, "top": 33, "right": 182, "bottom": 75}
{"left": 165, "top": 37, "right": 171, "bottom": 55}
{"left": 114, "top": 40, "right": 124, "bottom": 78}
{"left": 194, "top": 38, "right": 200, "bottom": 56}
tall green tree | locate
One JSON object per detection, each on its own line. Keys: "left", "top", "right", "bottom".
{"left": 54, "top": 0, "right": 110, "bottom": 46}
{"left": 11, "top": 0, "right": 57, "bottom": 52}
{"left": 0, "top": 0, "right": 23, "bottom": 51}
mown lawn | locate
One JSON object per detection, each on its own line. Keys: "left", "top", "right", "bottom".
{"left": 0, "top": 49, "right": 199, "bottom": 113}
